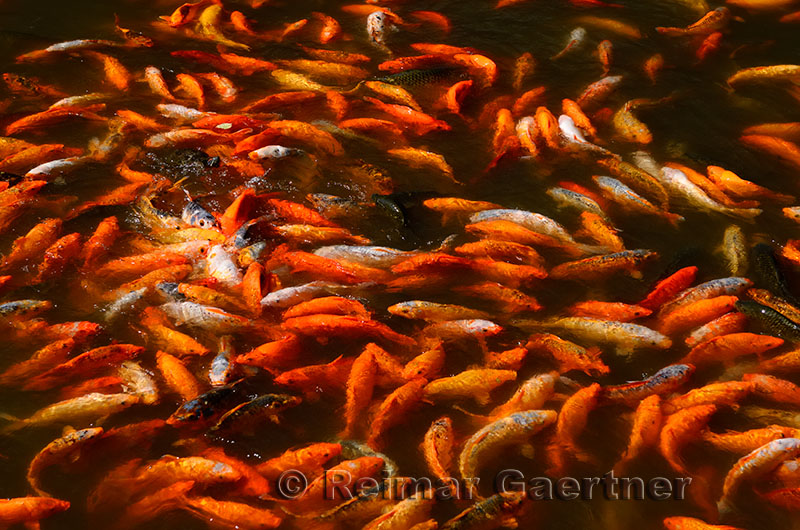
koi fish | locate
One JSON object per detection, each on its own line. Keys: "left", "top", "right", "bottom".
{"left": 2, "top": 393, "right": 139, "bottom": 434}
{"left": 424, "top": 369, "right": 517, "bottom": 405}
{"left": 600, "top": 364, "right": 695, "bottom": 406}
{"left": 543, "top": 317, "right": 671, "bottom": 356}
{"left": 441, "top": 492, "right": 527, "bottom": 530}
{"left": 717, "top": 438, "right": 800, "bottom": 516}
{"left": 459, "top": 410, "right": 556, "bottom": 480}
{"left": 552, "top": 28, "right": 588, "bottom": 60}
{"left": 657, "top": 7, "right": 732, "bottom": 36}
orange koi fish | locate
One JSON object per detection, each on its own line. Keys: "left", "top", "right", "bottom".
{"left": 659, "top": 404, "right": 717, "bottom": 474}
{"left": 657, "top": 7, "right": 731, "bottom": 36}
{"left": 547, "top": 383, "right": 601, "bottom": 475}
{"left": 615, "top": 395, "right": 662, "bottom": 474}
{"left": 368, "top": 378, "right": 427, "bottom": 450}
{"left": 526, "top": 333, "right": 609, "bottom": 376}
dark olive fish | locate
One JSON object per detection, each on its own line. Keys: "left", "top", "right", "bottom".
{"left": 0, "top": 299, "right": 52, "bottom": 318}
{"left": 207, "top": 393, "right": 301, "bottom": 434}
{"left": 599, "top": 364, "right": 695, "bottom": 406}
{"left": 166, "top": 379, "right": 243, "bottom": 426}
{"left": 735, "top": 300, "right": 800, "bottom": 342}
{"left": 300, "top": 477, "right": 411, "bottom": 526}
{"left": 373, "top": 194, "right": 408, "bottom": 227}
{"left": 307, "top": 193, "right": 367, "bottom": 220}
{"left": 148, "top": 148, "right": 210, "bottom": 168}
{"left": 374, "top": 67, "right": 466, "bottom": 87}
{"left": 753, "top": 243, "right": 800, "bottom": 305}
{"left": 441, "top": 491, "right": 527, "bottom": 530}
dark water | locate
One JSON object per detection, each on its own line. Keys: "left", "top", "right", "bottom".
{"left": 0, "top": 0, "right": 800, "bottom": 528}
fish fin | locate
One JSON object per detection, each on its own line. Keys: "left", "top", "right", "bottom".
{"left": 167, "top": 176, "right": 190, "bottom": 193}
{"left": 0, "top": 423, "right": 24, "bottom": 435}
{"left": 614, "top": 345, "right": 635, "bottom": 357}
{"left": 667, "top": 213, "right": 684, "bottom": 227}
{"left": 338, "top": 80, "right": 365, "bottom": 96}
{"left": 550, "top": 392, "right": 571, "bottom": 402}
{"left": 655, "top": 27, "right": 683, "bottom": 36}
{"left": 716, "top": 498, "right": 735, "bottom": 521}
{"left": 278, "top": 505, "right": 304, "bottom": 518}
{"left": 258, "top": 492, "right": 282, "bottom": 502}
{"left": 433, "top": 234, "right": 459, "bottom": 252}
{"left": 62, "top": 425, "right": 76, "bottom": 436}
{"left": 0, "top": 414, "right": 23, "bottom": 435}
{"left": 476, "top": 337, "right": 489, "bottom": 357}
{"left": 577, "top": 244, "right": 609, "bottom": 255}
{"left": 500, "top": 516, "right": 519, "bottom": 529}
{"left": 452, "top": 405, "right": 490, "bottom": 425}
{"left": 475, "top": 393, "right": 491, "bottom": 406}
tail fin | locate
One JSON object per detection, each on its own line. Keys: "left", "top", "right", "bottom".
{"left": 0, "top": 413, "right": 23, "bottom": 435}
{"left": 665, "top": 212, "right": 685, "bottom": 227}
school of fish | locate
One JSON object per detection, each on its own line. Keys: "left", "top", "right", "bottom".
{"left": 1, "top": 0, "right": 800, "bottom": 528}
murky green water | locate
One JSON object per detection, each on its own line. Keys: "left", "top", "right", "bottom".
{"left": 1, "top": 0, "right": 800, "bottom": 528}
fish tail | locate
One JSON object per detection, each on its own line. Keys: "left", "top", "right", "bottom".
{"left": 614, "top": 345, "right": 635, "bottom": 357}
{"left": 665, "top": 212, "right": 684, "bottom": 227}
{"left": 729, "top": 207, "right": 762, "bottom": 220}
{"left": 167, "top": 177, "right": 190, "bottom": 193}
{"left": 452, "top": 405, "right": 491, "bottom": 427}
{"left": 433, "top": 234, "right": 459, "bottom": 253}
{"left": 576, "top": 243, "right": 609, "bottom": 256}
{"left": 716, "top": 498, "right": 735, "bottom": 520}
{"left": 28, "top": 479, "right": 50, "bottom": 498}
{"left": 336, "top": 425, "right": 352, "bottom": 440}
{"left": 0, "top": 414, "right": 24, "bottom": 435}
{"left": 339, "top": 80, "right": 365, "bottom": 95}
{"left": 551, "top": 45, "right": 573, "bottom": 61}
